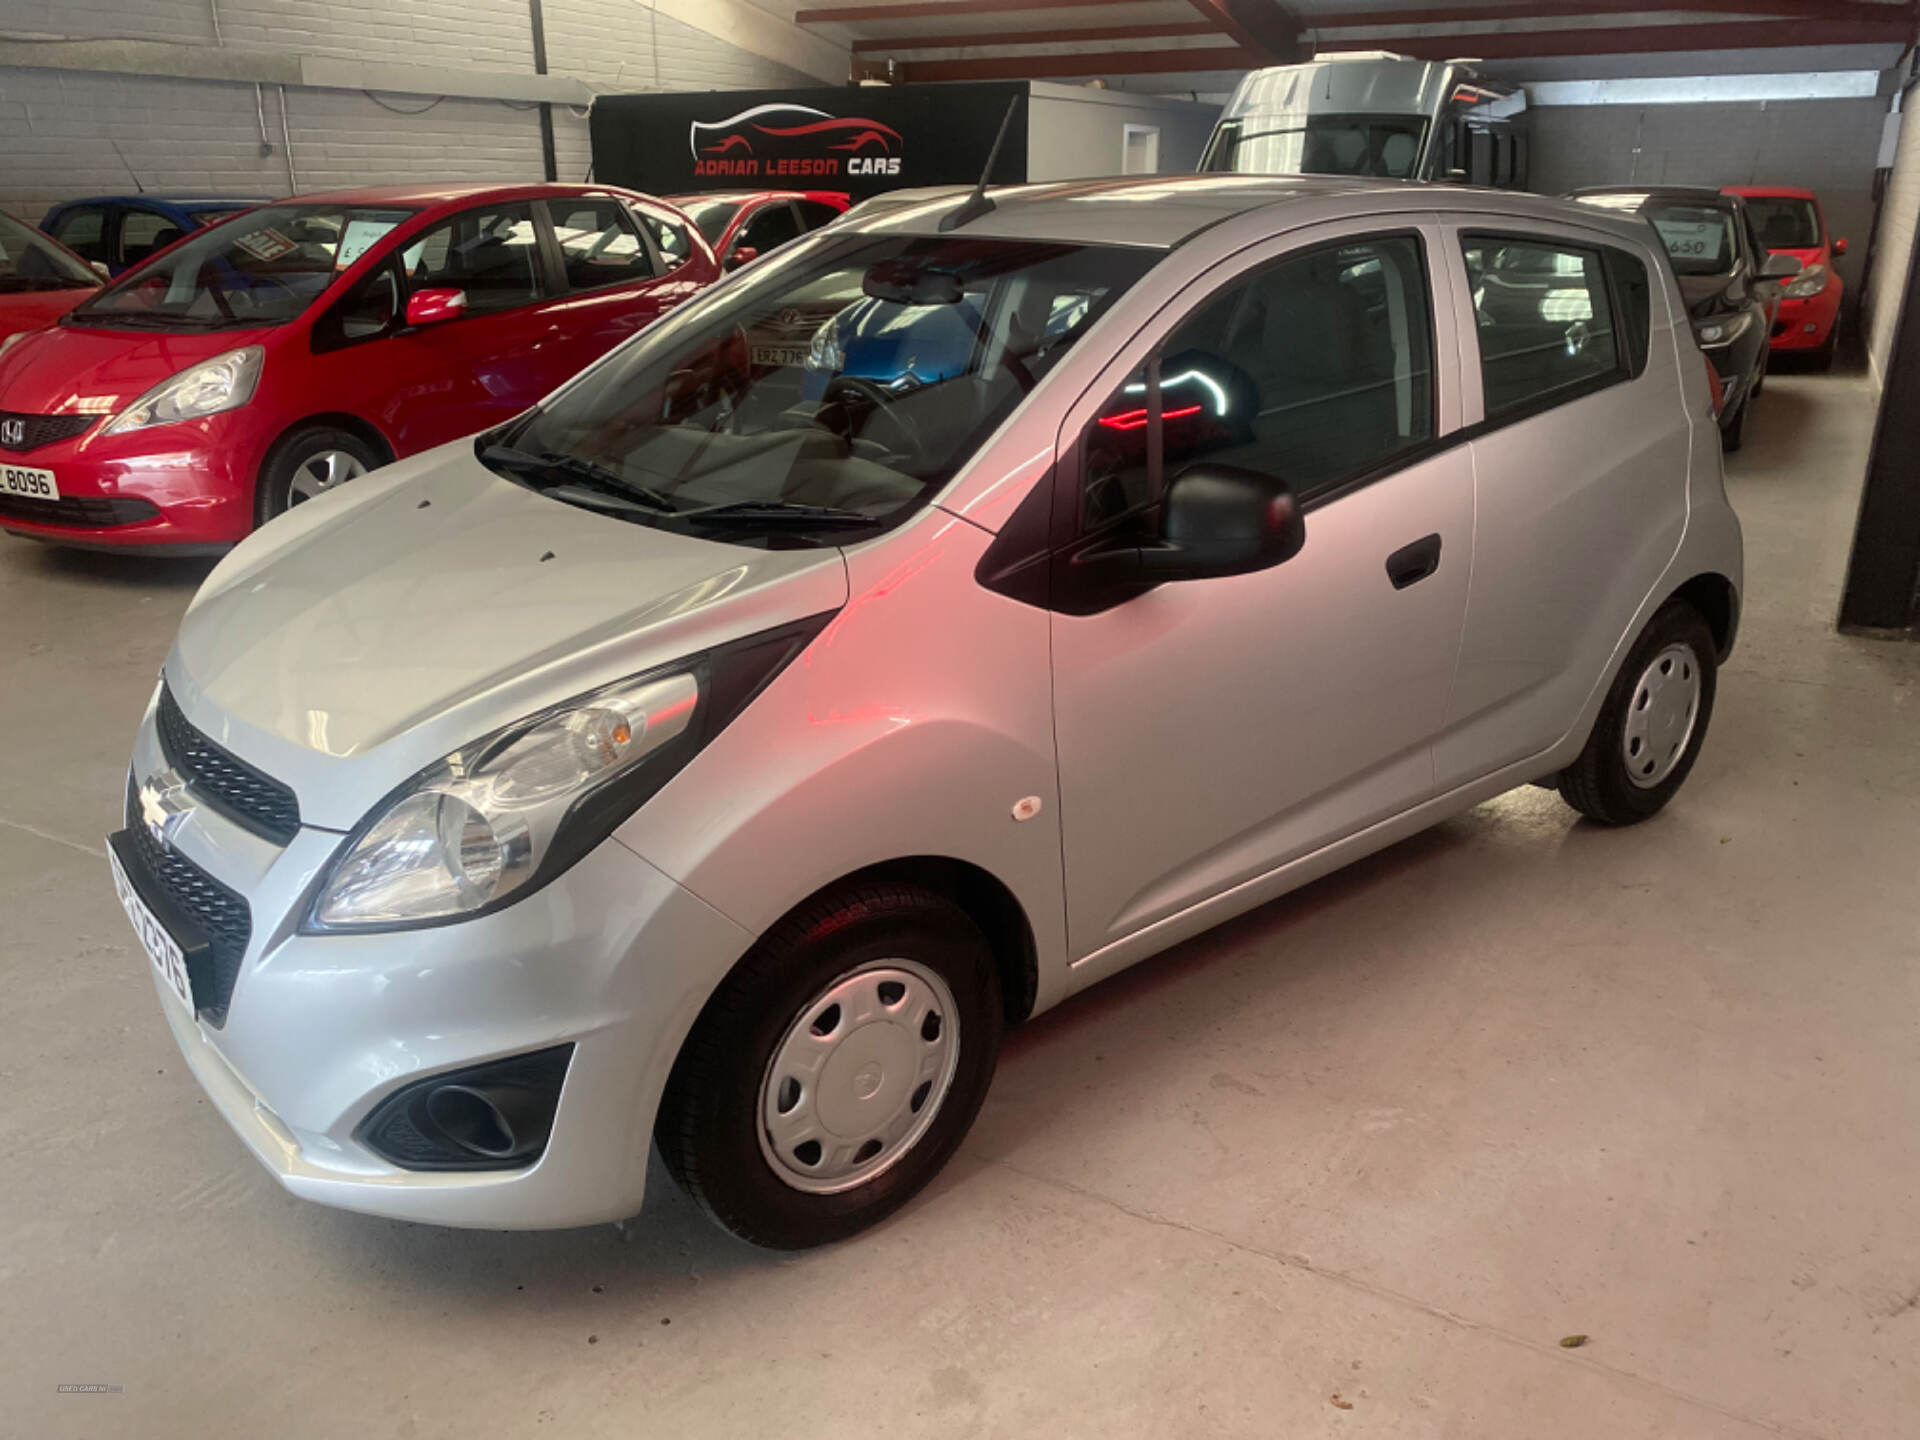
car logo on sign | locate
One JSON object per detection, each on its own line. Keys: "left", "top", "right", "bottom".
{"left": 0, "top": 419, "right": 23, "bottom": 448}
{"left": 138, "top": 769, "right": 194, "bottom": 850}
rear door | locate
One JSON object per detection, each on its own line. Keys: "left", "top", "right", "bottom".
{"left": 535, "top": 195, "right": 673, "bottom": 384}
{"left": 1434, "top": 218, "right": 1689, "bottom": 789}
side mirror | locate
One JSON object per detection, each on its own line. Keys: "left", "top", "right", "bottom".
{"left": 1067, "top": 464, "right": 1304, "bottom": 608}
{"left": 405, "top": 287, "right": 467, "bottom": 326}
{"left": 1833, "top": 236, "right": 1848, "bottom": 257}
{"left": 727, "top": 245, "right": 759, "bottom": 270}
{"left": 1759, "top": 252, "right": 1803, "bottom": 281}
{"left": 1148, "top": 464, "right": 1305, "bottom": 580}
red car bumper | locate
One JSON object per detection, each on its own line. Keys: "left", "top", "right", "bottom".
{"left": 1769, "top": 284, "right": 1842, "bottom": 353}
{"left": 0, "top": 415, "right": 256, "bottom": 552}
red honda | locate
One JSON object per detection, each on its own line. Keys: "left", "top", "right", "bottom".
{"left": 0, "top": 183, "right": 718, "bottom": 552}
{"left": 1724, "top": 184, "right": 1846, "bottom": 369}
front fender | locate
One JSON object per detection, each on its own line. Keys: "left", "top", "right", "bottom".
{"left": 615, "top": 507, "right": 1072, "bottom": 1015}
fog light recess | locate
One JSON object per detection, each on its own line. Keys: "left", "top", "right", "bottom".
{"left": 357, "top": 1044, "right": 574, "bottom": 1171}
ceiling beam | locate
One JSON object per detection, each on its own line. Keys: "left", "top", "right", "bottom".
{"left": 1312, "top": 0, "right": 1914, "bottom": 27}
{"left": 1315, "top": 15, "right": 1912, "bottom": 59}
{"left": 797, "top": 0, "right": 1125, "bottom": 24}
{"left": 852, "top": 21, "right": 1219, "bottom": 54}
{"left": 871, "top": 45, "right": 1254, "bottom": 82}
{"left": 1183, "top": 0, "right": 1303, "bottom": 62}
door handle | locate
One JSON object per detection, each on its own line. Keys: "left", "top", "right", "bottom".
{"left": 1385, "top": 533, "right": 1443, "bottom": 590}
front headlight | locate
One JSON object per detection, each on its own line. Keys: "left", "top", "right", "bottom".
{"left": 308, "top": 670, "right": 699, "bottom": 930}
{"left": 103, "top": 345, "right": 264, "bottom": 435}
{"left": 1693, "top": 312, "right": 1753, "bottom": 350}
{"left": 1784, "top": 263, "right": 1829, "bottom": 298}
{"left": 302, "top": 613, "right": 833, "bottom": 932}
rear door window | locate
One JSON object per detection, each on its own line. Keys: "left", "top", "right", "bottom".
{"left": 795, "top": 199, "right": 844, "bottom": 231}
{"left": 1463, "top": 236, "right": 1622, "bottom": 420}
{"left": 401, "top": 204, "right": 543, "bottom": 312}
{"left": 548, "top": 198, "right": 657, "bottom": 290}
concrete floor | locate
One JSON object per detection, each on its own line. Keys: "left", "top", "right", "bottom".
{"left": 4, "top": 370, "right": 1917, "bottom": 1440}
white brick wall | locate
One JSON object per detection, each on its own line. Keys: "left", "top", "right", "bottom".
{"left": 0, "top": 0, "right": 827, "bottom": 219}
{"left": 1866, "top": 102, "right": 1919, "bottom": 387}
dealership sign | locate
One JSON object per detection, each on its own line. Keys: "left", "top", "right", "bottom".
{"left": 592, "top": 83, "right": 1029, "bottom": 200}
{"left": 690, "top": 103, "right": 904, "bottom": 181}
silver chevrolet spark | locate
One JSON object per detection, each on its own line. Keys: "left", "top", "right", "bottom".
{"left": 111, "top": 177, "right": 1741, "bottom": 1248}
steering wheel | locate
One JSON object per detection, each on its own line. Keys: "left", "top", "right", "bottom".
{"left": 821, "top": 375, "right": 927, "bottom": 461}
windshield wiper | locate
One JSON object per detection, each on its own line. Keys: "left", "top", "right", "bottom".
{"left": 480, "top": 444, "right": 677, "bottom": 513}
{"left": 674, "top": 500, "right": 886, "bottom": 530}
{"left": 63, "top": 309, "right": 226, "bottom": 330}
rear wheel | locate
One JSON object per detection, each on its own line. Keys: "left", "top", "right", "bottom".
{"left": 658, "top": 883, "right": 1003, "bottom": 1249}
{"left": 256, "top": 425, "right": 383, "bottom": 527}
{"left": 1558, "top": 601, "right": 1717, "bottom": 826}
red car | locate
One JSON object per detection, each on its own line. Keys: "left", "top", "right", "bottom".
{"left": 0, "top": 183, "right": 718, "bottom": 552}
{"left": 0, "top": 210, "right": 101, "bottom": 348}
{"left": 1724, "top": 184, "right": 1846, "bottom": 368}
{"left": 667, "top": 190, "right": 849, "bottom": 271}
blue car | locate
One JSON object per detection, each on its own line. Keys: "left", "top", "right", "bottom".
{"left": 40, "top": 195, "right": 266, "bottom": 275}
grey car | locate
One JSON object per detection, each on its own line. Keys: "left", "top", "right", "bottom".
{"left": 110, "top": 176, "right": 1741, "bottom": 1248}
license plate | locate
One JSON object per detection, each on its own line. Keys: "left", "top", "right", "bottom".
{"left": 751, "top": 344, "right": 810, "bottom": 368}
{"left": 108, "top": 843, "right": 194, "bottom": 1013}
{"left": 0, "top": 463, "right": 59, "bottom": 501}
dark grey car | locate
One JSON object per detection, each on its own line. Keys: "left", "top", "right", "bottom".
{"left": 1571, "top": 186, "right": 1801, "bottom": 450}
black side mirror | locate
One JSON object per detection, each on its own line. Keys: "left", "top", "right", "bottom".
{"left": 1145, "top": 464, "right": 1304, "bottom": 579}
{"left": 1061, "top": 464, "right": 1304, "bottom": 612}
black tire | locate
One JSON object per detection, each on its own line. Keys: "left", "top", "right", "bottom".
{"left": 255, "top": 424, "right": 383, "bottom": 527}
{"left": 1813, "top": 323, "right": 1839, "bottom": 372}
{"left": 658, "top": 883, "right": 1003, "bottom": 1249}
{"left": 1558, "top": 600, "right": 1717, "bottom": 826}
{"left": 1720, "top": 395, "right": 1746, "bottom": 453}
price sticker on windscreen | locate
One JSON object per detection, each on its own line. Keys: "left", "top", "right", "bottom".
{"left": 1654, "top": 219, "right": 1725, "bottom": 264}
{"left": 335, "top": 218, "right": 400, "bottom": 271}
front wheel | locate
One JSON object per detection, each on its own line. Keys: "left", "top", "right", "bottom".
{"left": 1558, "top": 601, "right": 1718, "bottom": 826}
{"left": 256, "top": 425, "right": 383, "bottom": 527}
{"left": 1720, "top": 394, "right": 1747, "bottom": 453}
{"left": 658, "top": 883, "right": 1003, "bottom": 1249}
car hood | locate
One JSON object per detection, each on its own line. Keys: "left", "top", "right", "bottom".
{"left": 166, "top": 442, "right": 850, "bottom": 830}
{"left": 0, "top": 289, "right": 95, "bottom": 344}
{"left": 0, "top": 320, "right": 276, "bottom": 414}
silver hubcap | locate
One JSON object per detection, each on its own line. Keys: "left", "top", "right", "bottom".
{"left": 287, "top": 448, "right": 368, "bottom": 505}
{"left": 758, "top": 960, "right": 960, "bottom": 1194}
{"left": 1622, "top": 642, "right": 1702, "bottom": 788}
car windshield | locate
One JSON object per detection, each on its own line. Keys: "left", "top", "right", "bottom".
{"left": 0, "top": 212, "right": 101, "bottom": 292}
{"left": 1743, "top": 196, "right": 1821, "bottom": 251}
{"left": 676, "top": 198, "right": 744, "bottom": 247}
{"left": 67, "top": 204, "right": 414, "bottom": 329}
{"left": 1202, "top": 115, "right": 1428, "bottom": 178}
{"left": 1644, "top": 202, "right": 1740, "bottom": 276}
{"left": 486, "top": 231, "right": 1156, "bottom": 547}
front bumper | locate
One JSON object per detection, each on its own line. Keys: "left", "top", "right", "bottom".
{"left": 123, "top": 696, "right": 754, "bottom": 1228}
{"left": 0, "top": 417, "right": 257, "bottom": 549}
{"left": 1768, "top": 287, "right": 1841, "bottom": 351}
